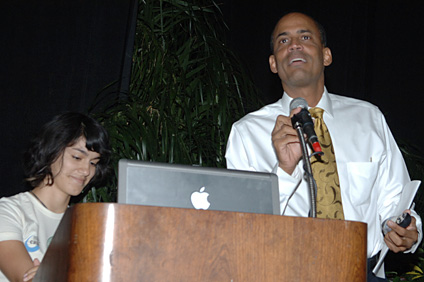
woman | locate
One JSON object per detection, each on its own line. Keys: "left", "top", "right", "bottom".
{"left": 0, "top": 112, "right": 111, "bottom": 281}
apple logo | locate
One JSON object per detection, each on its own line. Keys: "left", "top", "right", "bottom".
{"left": 190, "top": 186, "right": 210, "bottom": 210}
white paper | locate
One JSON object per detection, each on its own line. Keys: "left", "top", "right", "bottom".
{"left": 372, "top": 180, "right": 421, "bottom": 275}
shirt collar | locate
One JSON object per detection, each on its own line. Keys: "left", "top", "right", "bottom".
{"left": 315, "top": 87, "right": 334, "bottom": 118}
{"left": 280, "top": 87, "right": 334, "bottom": 118}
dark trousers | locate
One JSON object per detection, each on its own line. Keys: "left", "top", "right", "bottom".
{"left": 367, "top": 254, "right": 388, "bottom": 282}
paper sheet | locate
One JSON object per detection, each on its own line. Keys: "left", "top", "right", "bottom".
{"left": 372, "top": 180, "right": 421, "bottom": 275}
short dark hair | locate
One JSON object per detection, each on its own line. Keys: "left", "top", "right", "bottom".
{"left": 23, "top": 112, "right": 111, "bottom": 189}
{"left": 269, "top": 12, "right": 327, "bottom": 54}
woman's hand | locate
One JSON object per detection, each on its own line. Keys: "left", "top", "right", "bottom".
{"left": 23, "top": 258, "right": 40, "bottom": 282}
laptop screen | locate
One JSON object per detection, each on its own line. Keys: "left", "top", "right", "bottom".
{"left": 117, "top": 159, "right": 280, "bottom": 215}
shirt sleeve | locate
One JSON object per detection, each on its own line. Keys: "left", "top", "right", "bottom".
{"left": 376, "top": 114, "right": 423, "bottom": 251}
{"left": 225, "top": 125, "right": 252, "bottom": 171}
{"left": 226, "top": 123, "right": 310, "bottom": 216}
{"left": 0, "top": 199, "right": 24, "bottom": 241}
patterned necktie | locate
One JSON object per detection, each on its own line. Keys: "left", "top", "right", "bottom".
{"left": 309, "top": 107, "right": 344, "bottom": 220}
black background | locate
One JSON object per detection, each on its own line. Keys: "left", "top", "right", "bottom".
{"left": 0, "top": 0, "right": 137, "bottom": 197}
{"left": 1, "top": 1, "right": 423, "bottom": 198}
{"left": 222, "top": 1, "right": 424, "bottom": 145}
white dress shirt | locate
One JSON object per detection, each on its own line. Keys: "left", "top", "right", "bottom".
{"left": 225, "top": 88, "right": 422, "bottom": 260}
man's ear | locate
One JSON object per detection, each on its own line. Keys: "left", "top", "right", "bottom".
{"left": 323, "top": 47, "right": 332, "bottom": 67}
{"left": 269, "top": 55, "right": 278, "bottom": 73}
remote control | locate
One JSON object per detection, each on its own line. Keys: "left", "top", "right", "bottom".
{"left": 382, "top": 212, "right": 411, "bottom": 235}
{"left": 395, "top": 212, "right": 411, "bottom": 228}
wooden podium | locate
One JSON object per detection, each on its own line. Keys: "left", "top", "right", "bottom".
{"left": 34, "top": 203, "right": 367, "bottom": 281}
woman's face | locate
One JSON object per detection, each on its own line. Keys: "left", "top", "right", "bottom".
{"left": 49, "top": 137, "right": 101, "bottom": 196}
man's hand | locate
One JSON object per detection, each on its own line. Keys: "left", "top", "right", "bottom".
{"left": 384, "top": 210, "right": 419, "bottom": 253}
{"left": 272, "top": 108, "right": 303, "bottom": 175}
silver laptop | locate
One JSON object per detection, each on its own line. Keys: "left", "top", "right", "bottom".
{"left": 118, "top": 159, "right": 280, "bottom": 215}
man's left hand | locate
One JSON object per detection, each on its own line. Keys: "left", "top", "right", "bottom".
{"left": 384, "top": 211, "right": 418, "bottom": 253}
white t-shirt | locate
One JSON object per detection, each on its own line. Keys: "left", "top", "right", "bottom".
{"left": 0, "top": 191, "right": 63, "bottom": 281}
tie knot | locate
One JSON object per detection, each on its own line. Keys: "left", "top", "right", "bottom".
{"left": 309, "top": 107, "right": 324, "bottom": 119}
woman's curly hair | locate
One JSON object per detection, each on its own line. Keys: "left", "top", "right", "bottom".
{"left": 23, "top": 112, "right": 111, "bottom": 189}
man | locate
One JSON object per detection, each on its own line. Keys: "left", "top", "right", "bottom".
{"left": 225, "top": 12, "right": 421, "bottom": 281}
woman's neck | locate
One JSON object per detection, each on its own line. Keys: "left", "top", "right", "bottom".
{"left": 31, "top": 185, "right": 70, "bottom": 213}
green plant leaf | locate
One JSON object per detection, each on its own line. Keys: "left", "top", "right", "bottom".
{"left": 87, "top": 0, "right": 262, "bottom": 202}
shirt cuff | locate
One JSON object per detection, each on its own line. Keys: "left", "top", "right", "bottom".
{"left": 405, "top": 209, "right": 422, "bottom": 253}
{"left": 272, "top": 162, "right": 302, "bottom": 181}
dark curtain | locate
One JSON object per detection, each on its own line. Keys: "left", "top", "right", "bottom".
{"left": 0, "top": 0, "right": 137, "bottom": 197}
{"left": 1, "top": 1, "right": 423, "bottom": 198}
{"left": 222, "top": 1, "right": 424, "bottom": 148}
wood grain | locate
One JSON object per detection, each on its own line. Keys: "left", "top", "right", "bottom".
{"left": 34, "top": 203, "right": 366, "bottom": 281}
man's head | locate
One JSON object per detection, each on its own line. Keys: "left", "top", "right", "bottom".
{"left": 270, "top": 13, "right": 327, "bottom": 53}
{"left": 268, "top": 12, "right": 332, "bottom": 97}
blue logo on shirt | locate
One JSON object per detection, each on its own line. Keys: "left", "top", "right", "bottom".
{"left": 24, "top": 235, "right": 40, "bottom": 252}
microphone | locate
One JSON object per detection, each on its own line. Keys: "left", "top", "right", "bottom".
{"left": 289, "top": 98, "right": 323, "bottom": 154}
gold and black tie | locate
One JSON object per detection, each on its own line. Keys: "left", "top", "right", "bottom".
{"left": 309, "top": 107, "right": 344, "bottom": 220}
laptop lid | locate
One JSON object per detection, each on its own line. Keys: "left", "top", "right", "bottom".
{"left": 117, "top": 159, "right": 280, "bottom": 215}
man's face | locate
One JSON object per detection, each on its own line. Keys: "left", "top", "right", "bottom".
{"left": 269, "top": 13, "right": 332, "bottom": 90}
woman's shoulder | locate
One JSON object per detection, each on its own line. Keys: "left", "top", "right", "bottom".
{"left": 0, "top": 192, "right": 34, "bottom": 216}
{"left": 0, "top": 192, "right": 35, "bottom": 241}
{"left": 0, "top": 191, "right": 32, "bottom": 205}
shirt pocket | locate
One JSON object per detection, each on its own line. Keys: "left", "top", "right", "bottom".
{"left": 346, "top": 162, "right": 379, "bottom": 206}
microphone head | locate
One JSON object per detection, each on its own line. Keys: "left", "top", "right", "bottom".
{"left": 289, "top": 97, "right": 308, "bottom": 111}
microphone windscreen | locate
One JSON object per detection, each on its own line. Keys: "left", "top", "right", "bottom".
{"left": 289, "top": 97, "right": 308, "bottom": 111}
